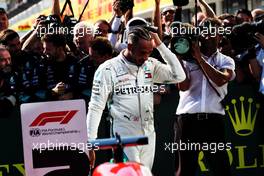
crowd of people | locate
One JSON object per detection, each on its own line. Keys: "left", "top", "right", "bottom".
{"left": 1, "top": 0, "right": 264, "bottom": 175}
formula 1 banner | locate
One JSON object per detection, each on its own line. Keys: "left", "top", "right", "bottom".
{"left": 20, "top": 99, "right": 89, "bottom": 176}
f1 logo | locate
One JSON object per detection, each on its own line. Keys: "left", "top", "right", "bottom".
{"left": 30, "top": 110, "right": 78, "bottom": 127}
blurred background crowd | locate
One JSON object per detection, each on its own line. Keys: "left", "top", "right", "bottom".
{"left": 1, "top": 0, "right": 264, "bottom": 115}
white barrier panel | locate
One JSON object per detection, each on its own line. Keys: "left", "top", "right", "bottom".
{"left": 20, "top": 99, "right": 88, "bottom": 176}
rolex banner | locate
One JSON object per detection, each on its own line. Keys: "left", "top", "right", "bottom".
{"left": 20, "top": 99, "right": 90, "bottom": 176}
{"left": 197, "top": 82, "right": 264, "bottom": 176}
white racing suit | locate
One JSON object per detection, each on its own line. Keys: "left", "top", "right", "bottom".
{"left": 87, "top": 43, "right": 186, "bottom": 169}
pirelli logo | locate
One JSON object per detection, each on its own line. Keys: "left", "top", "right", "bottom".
{"left": 30, "top": 110, "right": 78, "bottom": 127}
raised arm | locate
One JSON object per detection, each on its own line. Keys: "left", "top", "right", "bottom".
{"left": 152, "top": 0, "right": 163, "bottom": 39}
{"left": 192, "top": 42, "right": 234, "bottom": 87}
{"left": 52, "top": 0, "right": 61, "bottom": 17}
{"left": 198, "top": 0, "right": 216, "bottom": 18}
{"left": 150, "top": 32, "right": 186, "bottom": 83}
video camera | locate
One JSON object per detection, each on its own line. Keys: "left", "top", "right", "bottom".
{"left": 38, "top": 14, "right": 77, "bottom": 48}
{"left": 230, "top": 20, "right": 264, "bottom": 61}
{"left": 169, "top": 22, "right": 199, "bottom": 62}
{"left": 38, "top": 15, "right": 62, "bottom": 28}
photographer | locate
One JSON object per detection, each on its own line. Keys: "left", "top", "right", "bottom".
{"left": 174, "top": 18, "right": 235, "bottom": 176}
{"left": 21, "top": 0, "right": 61, "bottom": 50}
{"left": 226, "top": 17, "right": 264, "bottom": 85}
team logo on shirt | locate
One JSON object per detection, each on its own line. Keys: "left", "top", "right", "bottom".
{"left": 143, "top": 65, "right": 152, "bottom": 79}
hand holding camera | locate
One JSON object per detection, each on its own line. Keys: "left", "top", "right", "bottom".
{"left": 254, "top": 32, "right": 264, "bottom": 49}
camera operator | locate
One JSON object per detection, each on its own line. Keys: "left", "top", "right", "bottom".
{"left": 174, "top": 18, "right": 235, "bottom": 176}
{"left": 21, "top": 0, "right": 62, "bottom": 50}
{"left": 0, "top": 45, "right": 19, "bottom": 117}
{"left": 226, "top": 17, "right": 264, "bottom": 85}
{"left": 21, "top": 15, "right": 48, "bottom": 55}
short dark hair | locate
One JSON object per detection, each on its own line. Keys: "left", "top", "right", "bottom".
{"left": 218, "top": 13, "right": 235, "bottom": 21}
{"left": 0, "top": 8, "right": 7, "bottom": 15}
{"left": 236, "top": 9, "right": 253, "bottom": 19}
{"left": 90, "top": 37, "right": 113, "bottom": 56}
{"left": 127, "top": 26, "right": 151, "bottom": 44}
{"left": 94, "top": 19, "right": 111, "bottom": 33}
{"left": 0, "top": 29, "right": 19, "bottom": 45}
{"left": 41, "top": 33, "right": 66, "bottom": 48}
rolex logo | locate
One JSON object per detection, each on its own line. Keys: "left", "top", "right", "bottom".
{"left": 225, "top": 96, "right": 260, "bottom": 136}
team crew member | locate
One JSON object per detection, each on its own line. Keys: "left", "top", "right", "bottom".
{"left": 0, "top": 45, "right": 18, "bottom": 116}
{"left": 42, "top": 33, "right": 77, "bottom": 101}
{"left": 87, "top": 27, "right": 186, "bottom": 169}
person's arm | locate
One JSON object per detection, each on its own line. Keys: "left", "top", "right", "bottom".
{"left": 124, "top": 8, "right": 133, "bottom": 25}
{"left": 198, "top": 0, "right": 216, "bottom": 18}
{"left": 52, "top": 0, "right": 61, "bottom": 16}
{"left": 108, "top": 0, "right": 123, "bottom": 47}
{"left": 22, "top": 30, "right": 39, "bottom": 51}
{"left": 150, "top": 32, "right": 186, "bottom": 83}
{"left": 153, "top": 0, "right": 163, "bottom": 39}
{"left": 86, "top": 62, "right": 113, "bottom": 140}
{"left": 177, "top": 59, "right": 191, "bottom": 91}
{"left": 192, "top": 42, "right": 235, "bottom": 87}
{"left": 22, "top": 22, "right": 46, "bottom": 51}
{"left": 249, "top": 58, "right": 262, "bottom": 81}
{"left": 20, "top": 30, "right": 35, "bottom": 46}
{"left": 86, "top": 62, "right": 112, "bottom": 168}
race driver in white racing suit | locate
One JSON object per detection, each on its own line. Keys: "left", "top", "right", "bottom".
{"left": 87, "top": 27, "right": 186, "bottom": 169}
